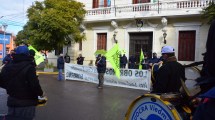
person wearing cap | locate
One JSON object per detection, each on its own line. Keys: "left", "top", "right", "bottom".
{"left": 0, "top": 45, "right": 44, "bottom": 120}
{"left": 57, "top": 53, "right": 65, "bottom": 81}
{"left": 151, "top": 46, "right": 185, "bottom": 93}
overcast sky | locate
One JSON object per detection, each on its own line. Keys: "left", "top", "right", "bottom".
{"left": 0, "top": 0, "right": 43, "bottom": 35}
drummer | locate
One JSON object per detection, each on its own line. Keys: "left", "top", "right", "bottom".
{"left": 192, "top": 20, "right": 215, "bottom": 120}
{"left": 151, "top": 46, "right": 186, "bottom": 93}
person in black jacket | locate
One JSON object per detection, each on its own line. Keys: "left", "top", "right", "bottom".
{"left": 121, "top": 54, "right": 127, "bottom": 68}
{"left": 128, "top": 55, "right": 136, "bottom": 69}
{"left": 0, "top": 45, "right": 43, "bottom": 120}
{"left": 192, "top": 20, "right": 215, "bottom": 120}
{"left": 77, "top": 54, "right": 84, "bottom": 65}
{"left": 96, "top": 55, "right": 106, "bottom": 89}
{"left": 152, "top": 46, "right": 185, "bottom": 93}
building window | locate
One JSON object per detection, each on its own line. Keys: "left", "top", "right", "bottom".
{"left": 97, "top": 33, "right": 107, "bottom": 50}
{"left": 79, "top": 41, "right": 82, "bottom": 51}
{"left": 178, "top": 31, "right": 196, "bottom": 61}
{"left": 55, "top": 48, "right": 63, "bottom": 55}
{"left": 133, "top": 0, "right": 151, "bottom": 4}
{"left": 93, "top": 0, "right": 111, "bottom": 8}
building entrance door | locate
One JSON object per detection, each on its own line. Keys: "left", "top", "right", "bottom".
{"left": 129, "top": 32, "right": 153, "bottom": 66}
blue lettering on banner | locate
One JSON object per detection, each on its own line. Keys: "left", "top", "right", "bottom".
{"left": 105, "top": 79, "right": 117, "bottom": 84}
{"left": 120, "top": 69, "right": 132, "bottom": 77}
{"left": 139, "top": 83, "right": 147, "bottom": 88}
{"left": 131, "top": 102, "right": 173, "bottom": 120}
{"left": 106, "top": 68, "right": 115, "bottom": 75}
{"left": 70, "top": 66, "right": 84, "bottom": 72}
{"left": 135, "top": 70, "right": 148, "bottom": 78}
{"left": 84, "top": 76, "right": 97, "bottom": 82}
{"left": 66, "top": 72, "right": 83, "bottom": 79}
{"left": 118, "top": 81, "right": 137, "bottom": 87}
{"left": 83, "top": 67, "right": 97, "bottom": 73}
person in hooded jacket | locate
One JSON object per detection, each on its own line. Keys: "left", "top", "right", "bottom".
{"left": 0, "top": 45, "right": 43, "bottom": 120}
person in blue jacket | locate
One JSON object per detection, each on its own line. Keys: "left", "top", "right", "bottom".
{"left": 57, "top": 53, "right": 65, "bottom": 81}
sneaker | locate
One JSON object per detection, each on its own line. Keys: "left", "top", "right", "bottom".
{"left": 97, "top": 86, "right": 103, "bottom": 89}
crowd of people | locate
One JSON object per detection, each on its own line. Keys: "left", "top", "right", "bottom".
{"left": 0, "top": 19, "right": 214, "bottom": 119}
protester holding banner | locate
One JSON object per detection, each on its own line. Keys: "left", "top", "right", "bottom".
{"left": 122, "top": 54, "right": 128, "bottom": 68}
{"left": 77, "top": 54, "right": 84, "bottom": 65}
{"left": 64, "top": 53, "right": 71, "bottom": 63}
{"left": 96, "top": 55, "right": 106, "bottom": 89}
{"left": 57, "top": 53, "right": 65, "bottom": 81}
{"left": 152, "top": 46, "right": 185, "bottom": 93}
{"left": 120, "top": 54, "right": 127, "bottom": 68}
{"left": 129, "top": 55, "right": 136, "bottom": 69}
{"left": 148, "top": 52, "right": 159, "bottom": 68}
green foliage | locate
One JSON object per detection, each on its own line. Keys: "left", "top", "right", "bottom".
{"left": 45, "top": 62, "right": 54, "bottom": 69}
{"left": 16, "top": 0, "right": 86, "bottom": 51}
{"left": 202, "top": 2, "right": 215, "bottom": 24}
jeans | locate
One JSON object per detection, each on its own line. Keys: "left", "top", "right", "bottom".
{"left": 58, "top": 69, "right": 64, "bottom": 80}
{"left": 6, "top": 106, "right": 35, "bottom": 120}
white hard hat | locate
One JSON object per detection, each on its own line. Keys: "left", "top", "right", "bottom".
{"left": 161, "top": 46, "right": 175, "bottom": 54}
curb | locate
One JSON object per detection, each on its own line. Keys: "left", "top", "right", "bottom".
{"left": 37, "top": 72, "right": 59, "bottom": 75}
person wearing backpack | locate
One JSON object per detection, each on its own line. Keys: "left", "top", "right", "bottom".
{"left": 0, "top": 45, "right": 44, "bottom": 120}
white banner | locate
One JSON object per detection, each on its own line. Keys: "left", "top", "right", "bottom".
{"left": 65, "top": 63, "right": 151, "bottom": 91}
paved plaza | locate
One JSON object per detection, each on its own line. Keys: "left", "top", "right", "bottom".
{"left": 0, "top": 74, "right": 146, "bottom": 120}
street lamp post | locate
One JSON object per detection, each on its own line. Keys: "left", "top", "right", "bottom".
{"left": 163, "top": 32, "right": 167, "bottom": 44}
{"left": 2, "top": 23, "right": 8, "bottom": 58}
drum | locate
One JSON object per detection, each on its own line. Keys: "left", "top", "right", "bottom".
{"left": 151, "top": 61, "right": 163, "bottom": 84}
{"left": 181, "top": 67, "right": 201, "bottom": 97}
{"left": 125, "top": 94, "right": 191, "bottom": 120}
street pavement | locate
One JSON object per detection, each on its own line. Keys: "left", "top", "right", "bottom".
{"left": 0, "top": 74, "right": 147, "bottom": 120}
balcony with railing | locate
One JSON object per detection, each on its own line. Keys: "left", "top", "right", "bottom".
{"left": 85, "top": 0, "right": 212, "bottom": 22}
